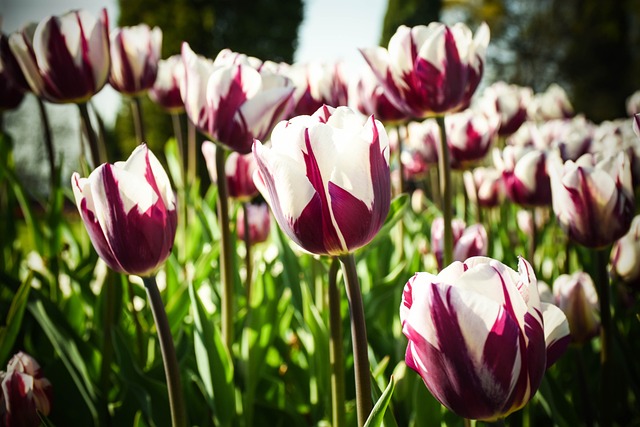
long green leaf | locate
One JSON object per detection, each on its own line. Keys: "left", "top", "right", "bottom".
{"left": 188, "top": 282, "right": 236, "bottom": 426}
{"left": 365, "top": 375, "right": 396, "bottom": 427}
{"left": 0, "top": 272, "right": 32, "bottom": 365}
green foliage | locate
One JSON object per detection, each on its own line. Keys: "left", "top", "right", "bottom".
{"left": 380, "top": 0, "right": 442, "bottom": 46}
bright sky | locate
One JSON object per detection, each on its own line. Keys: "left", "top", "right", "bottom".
{"left": 0, "top": 0, "right": 387, "bottom": 124}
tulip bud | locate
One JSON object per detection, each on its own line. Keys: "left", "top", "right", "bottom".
{"left": 253, "top": 105, "right": 390, "bottom": 256}
{"left": 202, "top": 141, "right": 258, "bottom": 200}
{"left": 109, "top": 24, "right": 162, "bottom": 96}
{"left": 548, "top": 151, "right": 634, "bottom": 248}
{"left": 431, "top": 218, "right": 487, "bottom": 270}
{"left": 71, "top": 144, "right": 177, "bottom": 276}
{"left": 400, "top": 256, "right": 570, "bottom": 421}
{"left": 148, "top": 55, "right": 185, "bottom": 113}
{"left": 237, "top": 203, "right": 271, "bottom": 244}
{"left": 8, "top": 9, "right": 110, "bottom": 104}
{"left": 611, "top": 214, "right": 640, "bottom": 285}
{"left": 1, "top": 352, "right": 53, "bottom": 427}
{"left": 552, "top": 272, "right": 599, "bottom": 344}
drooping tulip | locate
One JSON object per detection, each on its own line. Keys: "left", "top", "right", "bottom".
{"left": 494, "top": 145, "right": 552, "bottom": 207}
{"left": 181, "top": 42, "right": 295, "bottom": 154}
{"left": 548, "top": 151, "right": 634, "bottom": 248}
{"left": 430, "top": 218, "right": 487, "bottom": 269}
{"left": 553, "top": 272, "right": 599, "bottom": 344}
{"left": 109, "top": 24, "right": 162, "bottom": 96}
{"left": 8, "top": 9, "right": 110, "bottom": 103}
{"left": 359, "top": 22, "right": 490, "bottom": 118}
{"left": 201, "top": 140, "right": 258, "bottom": 200}
{"left": 253, "top": 105, "right": 391, "bottom": 256}
{"left": 611, "top": 214, "right": 640, "bottom": 285}
{"left": 148, "top": 54, "right": 185, "bottom": 113}
{"left": 1, "top": 352, "right": 53, "bottom": 427}
{"left": 237, "top": 202, "right": 271, "bottom": 244}
{"left": 400, "top": 256, "right": 570, "bottom": 421}
{"left": 71, "top": 144, "right": 177, "bottom": 276}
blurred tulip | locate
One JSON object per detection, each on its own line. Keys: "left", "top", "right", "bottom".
{"left": 537, "top": 280, "right": 554, "bottom": 304}
{"left": 148, "top": 54, "right": 185, "bottom": 113}
{"left": 553, "top": 272, "right": 599, "bottom": 344}
{"left": 181, "top": 43, "right": 295, "bottom": 154}
{"left": 538, "top": 116, "right": 594, "bottom": 161}
{"left": 463, "top": 166, "right": 505, "bottom": 208}
{"left": 253, "top": 105, "right": 390, "bottom": 256}
{"left": 494, "top": 145, "right": 552, "bottom": 206}
{"left": 71, "top": 144, "right": 177, "bottom": 276}
{"left": 8, "top": 9, "right": 110, "bottom": 103}
{"left": 201, "top": 140, "right": 258, "bottom": 200}
{"left": 480, "top": 81, "right": 532, "bottom": 136}
{"left": 109, "top": 24, "right": 162, "bottom": 96}
{"left": 626, "top": 90, "right": 640, "bottom": 116}
{"left": 0, "top": 32, "right": 30, "bottom": 93}
{"left": 288, "top": 60, "right": 350, "bottom": 116}
{"left": 446, "top": 108, "right": 500, "bottom": 169}
{"left": 1, "top": 352, "right": 53, "bottom": 427}
{"left": 360, "top": 22, "right": 489, "bottom": 118}
{"left": 237, "top": 202, "right": 271, "bottom": 244}
{"left": 401, "top": 256, "right": 569, "bottom": 421}
{"left": 528, "top": 84, "right": 574, "bottom": 122}
{"left": 548, "top": 151, "right": 634, "bottom": 248}
{"left": 0, "top": 61, "right": 24, "bottom": 111}
{"left": 431, "top": 218, "right": 487, "bottom": 269}
{"left": 611, "top": 214, "right": 640, "bottom": 284}
{"left": 400, "top": 119, "right": 440, "bottom": 180}
{"left": 350, "top": 66, "right": 408, "bottom": 124}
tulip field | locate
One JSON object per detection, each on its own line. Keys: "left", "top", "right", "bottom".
{"left": 2, "top": 7, "right": 640, "bottom": 427}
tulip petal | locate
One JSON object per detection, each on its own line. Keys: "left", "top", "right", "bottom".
{"left": 541, "top": 302, "right": 571, "bottom": 368}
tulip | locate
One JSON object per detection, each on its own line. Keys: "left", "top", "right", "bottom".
{"left": 480, "top": 81, "right": 532, "bottom": 136}
{"left": 538, "top": 116, "right": 594, "bottom": 161}
{"left": 463, "top": 166, "right": 505, "bottom": 208}
{"left": 1, "top": 352, "right": 53, "bottom": 427}
{"left": 0, "top": 60, "right": 24, "bottom": 111}
{"left": 253, "top": 105, "right": 391, "bottom": 256}
{"left": 430, "top": 218, "right": 487, "bottom": 270}
{"left": 527, "top": 83, "right": 574, "bottom": 122}
{"left": 181, "top": 43, "right": 295, "bottom": 154}
{"left": 237, "top": 202, "right": 271, "bottom": 244}
{"left": 548, "top": 151, "right": 634, "bottom": 248}
{"left": 201, "top": 140, "right": 258, "bottom": 200}
{"left": 553, "top": 272, "right": 599, "bottom": 344}
{"left": 400, "top": 119, "right": 440, "bottom": 180}
{"left": 400, "top": 256, "right": 570, "bottom": 421}
{"left": 360, "top": 22, "right": 489, "bottom": 118}
{"left": 109, "top": 24, "right": 162, "bottom": 96}
{"left": 611, "top": 214, "right": 640, "bottom": 284}
{"left": 71, "top": 144, "right": 177, "bottom": 276}
{"left": 626, "top": 90, "right": 640, "bottom": 116}
{"left": 446, "top": 108, "right": 500, "bottom": 169}
{"left": 8, "top": 9, "right": 110, "bottom": 104}
{"left": 288, "top": 60, "right": 350, "bottom": 116}
{"left": 494, "top": 145, "right": 552, "bottom": 207}
{"left": 148, "top": 54, "right": 186, "bottom": 113}
{"left": 350, "top": 66, "right": 408, "bottom": 124}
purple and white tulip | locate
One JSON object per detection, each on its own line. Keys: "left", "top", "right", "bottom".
{"left": 287, "top": 60, "right": 350, "bottom": 116}
{"left": 480, "top": 81, "right": 532, "bottom": 136}
{"left": 71, "top": 144, "right": 177, "bottom": 276}
{"left": 538, "top": 116, "right": 594, "bottom": 162}
{"left": 360, "top": 22, "right": 490, "bottom": 118}
{"left": 494, "top": 145, "right": 552, "bottom": 207}
{"left": 0, "top": 58, "right": 24, "bottom": 111}
{"left": 201, "top": 140, "right": 258, "bottom": 200}
{"left": 626, "top": 90, "right": 640, "bottom": 117}
{"left": 253, "top": 105, "right": 391, "bottom": 256}
{"left": 400, "top": 256, "right": 570, "bottom": 421}
{"left": 148, "top": 54, "right": 186, "bottom": 113}
{"left": 181, "top": 43, "right": 295, "bottom": 154}
{"left": 1, "top": 352, "right": 53, "bottom": 427}
{"left": 446, "top": 108, "right": 500, "bottom": 169}
{"left": 109, "top": 24, "right": 162, "bottom": 96}
{"left": 400, "top": 119, "right": 440, "bottom": 180}
{"left": 553, "top": 271, "right": 599, "bottom": 344}
{"left": 237, "top": 202, "right": 271, "bottom": 244}
{"left": 463, "top": 166, "right": 505, "bottom": 208}
{"left": 548, "top": 151, "right": 635, "bottom": 248}
{"left": 431, "top": 218, "right": 487, "bottom": 270}
{"left": 611, "top": 214, "right": 640, "bottom": 285}
{"left": 8, "top": 9, "right": 110, "bottom": 103}
{"left": 527, "top": 84, "right": 574, "bottom": 122}
{"left": 350, "top": 66, "right": 408, "bottom": 124}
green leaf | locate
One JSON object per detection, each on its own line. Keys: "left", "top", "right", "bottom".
{"left": 365, "top": 375, "right": 396, "bottom": 427}
{"left": 0, "top": 272, "right": 32, "bottom": 365}
{"left": 164, "top": 137, "right": 184, "bottom": 190}
{"left": 188, "top": 282, "right": 236, "bottom": 426}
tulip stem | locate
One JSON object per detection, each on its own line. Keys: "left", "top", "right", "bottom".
{"left": 396, "top": 124, "right": 407, "bottom": 195}
{"left": 187, "top": 120, "right": 197, "bottom": 186}
{"left": 339, "top": 253, "right": 372, "bottom": 426}
{"left": 436, "top": 115, "right": 454, "bottom": 267}
{"left": 142, "top": 275, "right": 187, "bottom": 427}
{"left": 594, "top": 247, "right": 613, "bottom": 427}
{"left": 77, "top": 101, "right": 101, "bottom": 168}
{"left": 131, "top": 96, "right": 147, "bottom": 144}
{"left": 36, "top": 98, "right": 56, "bottom": 194}
{"left": 529, "top": 208, "right": 537, "bottom": 266}
{"left": 328, "top": 258, "right": 346, "bottom": 427}
{"left": 216, "top": 146, "right": 235, "bottom": 352}
{"left": 242, "top": 202, "right": 253, "bottom": 304}
{"left": 171, "top": 113, "right": 186, "bottom": 176}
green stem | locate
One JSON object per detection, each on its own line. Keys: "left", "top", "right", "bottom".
{"left": 328, "top": 258, "right": 346, "bottom": 427}
{"left": 187, "top": 120, "right": 197, "bottom": 185}
{"left": 99, "top": 272, "right": 116, "bottom": 426}
{"left": 396, "top": 124, "right": 406, "bottom": 195}
{"left": 127, "top": 280, "right": 146, "bottom": 366}
{"left": 242, "top": 202, "right": 253, "bottom": 305}
{"left": 338, "top": 253, "right": 372, "bottom": 426}
{"left": 171, "top": 113, "right": 186, "bottom": 177}
{"left": 77, "top": 101, "right": 101, "bottom": 168}
{"left": 171, "top": 113, "right": 187, "bottom": 264}
{"left": 142, "top": 275, "right": 187, "bottom": 427}
{"left": 528, "top": 208, "right": 537, "bottom": 266}
{"left": 574, "top": 346, "right": 595, "bottom": 427}
{"left": 436, "top": 115, "right": 453, "bottom": 267}
{"left": 36, "top": 98, "right": 56, "bottom": 194}
{"left": 216, "top": 146, "right": 235, "bottom": 352}
{"left": 131, "top": 96, "right": 146, "bottom": 143}
{"left": 594, "top": 247, "right": 613, "bottom": 427}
